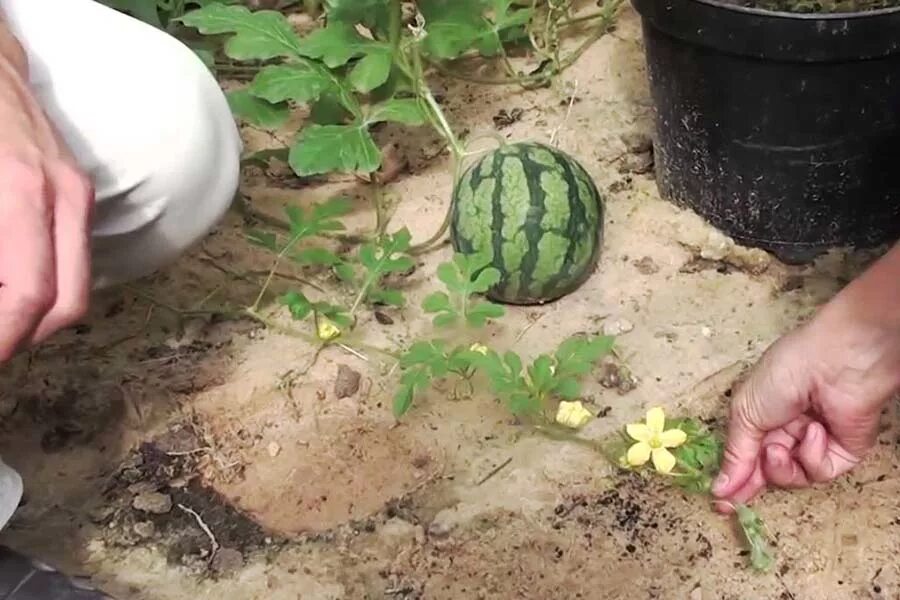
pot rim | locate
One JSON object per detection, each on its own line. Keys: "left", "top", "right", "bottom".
{"left": 691, "top": 0, "right": 900, "bottom": 20}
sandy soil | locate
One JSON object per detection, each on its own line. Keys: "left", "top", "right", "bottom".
{"left": 0, "top": 6, "right": 898, "bottom": 600}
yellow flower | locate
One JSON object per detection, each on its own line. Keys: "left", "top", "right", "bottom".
{"left": 315, "top": 315, "right": 341, "bottom": 341}
{"left": 469, "top": 343, "right": 489, "bottom": 355}
{"left": 555, "top": 401, "right": 593, "bottom": 429}
{"left": 624, "top": 407, "right": 687, "bottom": 474}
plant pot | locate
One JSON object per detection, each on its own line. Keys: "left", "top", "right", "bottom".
{"left": 631, "top": 0, "right": 900, "bottom": 263}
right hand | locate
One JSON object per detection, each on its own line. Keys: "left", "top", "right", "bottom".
{"left": 711, "top": 304, "right": 900, "bottom": 509}
{"left": 0, "top": 48, "right": 95, "bottom": 363}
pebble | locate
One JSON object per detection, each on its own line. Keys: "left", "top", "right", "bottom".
{"left": 132, "top": 492, "right": 173, "bottom": 515}
{"left": 267, "top": 442, "right": 281, "bottom": 458}
{"left": 133, "top": 521, "right": 156, "bottom": 539}
{"left": 334, "top": 364, "right": 362, "bottom": 399}
{"left": 602, "top": 318, "right": 634, "bottom": 336}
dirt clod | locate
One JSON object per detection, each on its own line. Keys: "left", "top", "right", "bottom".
{"left": 493, "top": 107, "right": 524, "bottom": 129}
{"left": 133, "top": 492, "right": 173, "bottom": 515}
{"left": 134, "top": 521, "right": 156, "bottom": 539}
{"left": 633, "top": 256, "right": 660, "bottom": 274}
{"left": 211, "top": 548, "right": 244, "bottom": 575}
{"left": 334, "top": 365, "right": 362, "bottom": 399}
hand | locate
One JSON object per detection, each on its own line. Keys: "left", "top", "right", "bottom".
{"left": 0, "top": 43, "right": 94, "bottom": 363}
{"left": 712, "top": 250, "right": 900, "bottom": 509}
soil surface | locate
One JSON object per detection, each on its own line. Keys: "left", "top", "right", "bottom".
{"left": 1, "top": 6, "right": 899, "bottom": 600}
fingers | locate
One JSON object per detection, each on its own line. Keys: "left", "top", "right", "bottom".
{"left": 712, "top": 380, "right": 769, "bottom": 498}
{"left": 794, "top": 422, "right": 860, "bottom": 483}
{"left": 30, "top": 161, "right": 94, "bottom": 344}
{"left": 763, "top": 443, "right": 809, "bottom": 488}
{"left": 0, "top": 159, "right": 56, "bottom": 362}
{"left": 714, "top": 458, "right": 766, "bottom": 513}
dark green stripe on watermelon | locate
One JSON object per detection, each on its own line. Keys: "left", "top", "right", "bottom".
{"left": 450, "top": 142, "right": 604, "bottom": 305}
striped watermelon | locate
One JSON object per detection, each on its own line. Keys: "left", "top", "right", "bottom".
{"left": 450, "top": 142, "right": 604, "bottom": 305}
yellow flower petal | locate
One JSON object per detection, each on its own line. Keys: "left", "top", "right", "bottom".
{"left": 316, "top": 317, "right": 341, "bottom": 341}
{"left": 651, "top": 447, "right": 676, "bottom": 473}
{"left": 626, "top": 441, "right": 651, "bottom": 467}
{"left": 646, "top": 406, "right": 666, "bottom": 434}
{"left": 555, "top": 401, "right": 592, "bottom": 429}
{"left": 625, "top": 423, "right": 652, "bottom": 443}
{"left": 658, "top": 428, "right": 688, "bottom": 448}
{"left": 469, "top": 343, "right": 488, "bottom": 355}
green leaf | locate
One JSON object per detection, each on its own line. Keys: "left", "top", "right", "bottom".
{"left": 246, "top": 229, "right": 278, "bottom": 251}
{"left": 436, "top": 262, "right": 463, "bottom": 292}
{"left": 433, "top": 312, "right": 458, "bottom": 328}
{"left": 477, "top": 0, "right": 534, "bottom": 56}
{"left": 249, "top": 63, "right": 335, "bottom": 104}
{"left": 419, "top": 0, "right": 493, "bottom": 59}
{"left": 555, "top": 377, "right": 581, "bottom": 399}
{"left": 735, "top": 504, "right": 775, "bottom": 572}
{"left": 333, "top": 261, "right": 357, "bottom": 283}
{"left": 529, "top": 355, "right": 554, "bottom": 391}
{"left": 422, "top": 292, "right": 452, "bottom": 313}
{"left": 289, "top": 124, "right": 381, "bottom": 175}
{"left": 324, "top": 0, "right": 391, "bottom": 32}
{"left": 280, "top": 291, "right": 313, "bottom": 320}
{"left": 508, "top": 391, "right": 540, "bottom": 415}
{"left": 367, "top": 98, "right": 429, "bottom": 126}
{"left": 465, "top": 301, "right": 505, "bottom": 327}
{"left": 470, "top": 266, "right": 501, "bottom": 293}
{"left": 180, "top": 5, "right": 304, "bottom": 61}
{"left": 297, "top": 23, "right": 385, "bottom": 68}
{"left": 312, "top": 197, "right": 354, "bottom": 221}
{"left": 292, "top": 247, "right": 342, "bottom": 266}
{"left": 370, "top": 288, "right": 405, "bottom": 307}
{"left": 393, "top": 384, "right": 415, "bottom": 418}
{"left": 348, "top": 50, "right": 394, "bottom": 93}
{"left": 226, "top": 89, "right": 289, "bottom": 128}
{"left": 309, "top": 92, "right": 353, "bottom": 125}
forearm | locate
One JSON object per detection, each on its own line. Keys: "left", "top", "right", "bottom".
{"left": 824, "top": 242, "right": 900, "bottom": 332}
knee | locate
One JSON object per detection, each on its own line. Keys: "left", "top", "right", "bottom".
{"left": 91, "top": 38, "right": 242, "bottom": 288}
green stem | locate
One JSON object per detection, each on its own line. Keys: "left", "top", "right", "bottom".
{"left": 388, "top": 0, "right": 402, "bottom": 52}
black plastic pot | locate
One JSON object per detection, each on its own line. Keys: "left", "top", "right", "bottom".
{"left": 631, "top": 0, "right": 900, "bottom": 262}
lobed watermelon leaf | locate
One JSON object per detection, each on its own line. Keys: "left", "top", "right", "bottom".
{"left": 424, "top": 252, "right": 506, "bottom": 329}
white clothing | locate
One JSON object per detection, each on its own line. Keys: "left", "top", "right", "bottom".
{"left": 0, "top": 0, "right": 242, "bottom": 528}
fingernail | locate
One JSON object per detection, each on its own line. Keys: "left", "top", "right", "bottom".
{"left": 766, "top": 445, "right": 784, "bottom": 467}
{"left": 712, "top": 473, "right": 729, "bottom": 495}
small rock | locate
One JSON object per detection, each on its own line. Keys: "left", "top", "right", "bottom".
{"left": 621, "top": 131, "right": 653, "bottom": 154}
{"left": 374, "top": 310, "right": 394, "bottom": 325}
{"left": 127, "top": 481, "right": 158, "bottom": 496}
{"left": 211, "top": 548, "right": 244, "bottom": 575}
{"left": 701, "top": 326, "right": 713, "bottom": 338}
{"left": 132, "top": 492, "right": 172, "bottom": 515}
{"left": 267, "top": 441, "right": 281, "bottom": 458}
{"left": 599, "top": 363, "right": 639, "bottom": 395}
{"left": 602, "top": 318, "right": 634, "bottom": 336}
{"left": 690, "top": 586, "right": 703, "bottom": 600}
{"left": 334, "top": 365, "right": 362, "bottom": 399}
{"left": 133, "top": 521, "right": 156, "bottom": 539}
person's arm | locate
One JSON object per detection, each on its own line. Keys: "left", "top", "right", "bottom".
{"left": 0, "top": 12, "right": 94, "bottom": 363}
{"left": 0, "top": 12, "right": 27, "bottom": 76}
{"left": 713, "top": 242, "right": 900, "bottom": 507}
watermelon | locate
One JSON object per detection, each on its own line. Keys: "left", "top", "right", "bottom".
{"left": 449, "top": 142, "right": 604, "bottom": 305}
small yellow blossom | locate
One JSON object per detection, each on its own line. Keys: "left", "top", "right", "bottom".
{"left": 469, "top": 343, "right": 489, "bottom": 355}
{"left": 624, "top": 407, "right": 687, "bottom": 474}
{"left": 555, "top": 401, "right": 593, "bottom": 429}
{"left": 315, "top": 315, "right": 342, "bottom": 341}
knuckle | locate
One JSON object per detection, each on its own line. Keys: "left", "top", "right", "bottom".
{"left": 3, "top": 157, "right": 48, "bottom": 198}
{"left": 14, "top": 285, "right": 57, "bottom": 315}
